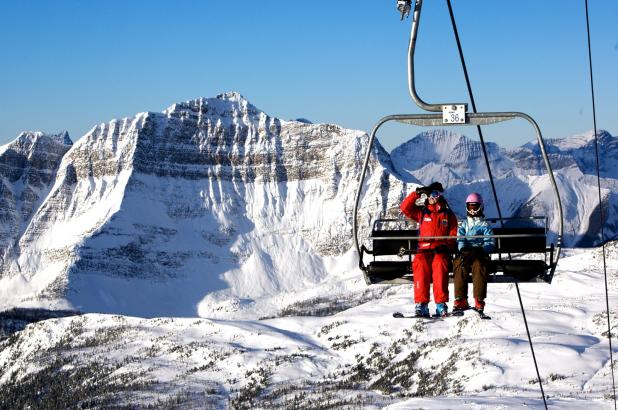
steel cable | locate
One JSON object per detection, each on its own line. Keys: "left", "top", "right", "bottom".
{"left": 584, "top": 0, "right": 617, "bottom": 407}
{"left": 445, "top": 1, "right": 548, "bottom": 407}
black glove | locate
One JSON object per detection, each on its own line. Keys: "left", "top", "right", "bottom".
{"left": 460, "top": 247, "right": 484, "bottom": 263}
{"left": 427, "top": 182, "right": 444, "bottom": 193}
{"left": 415, "top": 186, "right": 429, "bottom": 195}
{"left": 434, "top": 245, "right": 451, "bottom": 254}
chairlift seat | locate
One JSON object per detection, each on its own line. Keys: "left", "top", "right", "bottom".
{"left": 492, "top": 227, "right": 546, "bottom": 253}
{"left": 371, "top": 229, "right": 418, "bottom": 256}
{"left": 363, "top": 222, "right": 552, "bottom": 284}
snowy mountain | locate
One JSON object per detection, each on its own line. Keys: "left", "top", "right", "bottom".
{"left": 0, "top": 93, "right": 411, "bottom": 318}
{"left": 391, "top": 129, "right": 618, "bottom": 247}
{"left": 0, "top": 94, "right": 617, "bottom": 407}
{"left": 0, "top": 95, "right": 616, "bottom": 319}
{"left": 0, "top": 131, "right": 73, "bottom": 273}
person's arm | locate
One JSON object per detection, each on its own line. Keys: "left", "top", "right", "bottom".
{"left": 400, "top": 191, "right": 423, "bottom": 223}
{"left": 457, "top": 221, "right": 466, "bottom": 251}
{"left": 481, "top": 221, "right": 495, "bottom": 253}
{"left": 447, "top": 212, "right": 458, "bottom": 251}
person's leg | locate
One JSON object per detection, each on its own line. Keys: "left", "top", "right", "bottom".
{"left": 431, "top": 253, "right": 450, "bottom": 304}
{"left": 413, "top": 253, "right": 431, "bottom": 304}
{"left": 452, "top": 255, "right": 468, "bottom": 302}
{"left": 471, "top": 254, "right": 490, "bottom": 308}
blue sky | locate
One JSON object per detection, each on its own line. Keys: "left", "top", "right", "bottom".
{"left": 1, "top": 1, "right": 616, "bottom": 150}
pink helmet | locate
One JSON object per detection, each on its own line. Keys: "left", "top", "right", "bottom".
{"left": 465, "top": 192, "right": 484, "bottom": 216}
{"left": 465, "top": 193, "right": 483, "bottom": 204}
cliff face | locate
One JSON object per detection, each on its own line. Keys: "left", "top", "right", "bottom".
{"left": 0, "top": 93, "right": 409, "bottom": 317}
{"left": 0, "top": 132, "right": 72, "bottom": 272}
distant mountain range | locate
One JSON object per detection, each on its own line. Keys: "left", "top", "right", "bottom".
{"left": 390, "top": 128, "right": 617, "bottom": 247}
{"left": 0, "top": 93, "right": 615, "bottom": 316}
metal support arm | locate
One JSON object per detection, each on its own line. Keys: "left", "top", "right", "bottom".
{"left": 407, "top": 0, "right": 466, "bottom": 112}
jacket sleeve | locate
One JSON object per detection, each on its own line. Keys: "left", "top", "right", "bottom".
{"left": 447, "top": 212, "right": 458, "bottom": 251}
{"left": 457, "top": 221, "right": 466, "bottom": 251}
{"left": 481, "top": 221, "right": 495, "bottom": 253}
{"left": 400, "top": 191, "right": 423, "bottom": 223}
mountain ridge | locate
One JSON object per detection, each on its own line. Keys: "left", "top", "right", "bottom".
{"left": 0, "top": 93, "right": 616, "bottom": 317}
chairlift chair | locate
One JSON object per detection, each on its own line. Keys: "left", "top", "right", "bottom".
{"left": 353, "top": 0, "right": 564, "bottom": 285}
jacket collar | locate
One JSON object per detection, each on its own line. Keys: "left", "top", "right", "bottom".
{"left": 427, "top": 202, "right": 443, "bottom": 213}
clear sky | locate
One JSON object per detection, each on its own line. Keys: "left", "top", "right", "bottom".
{"left": 1, "top": 1, "right": 616, "bottom": 150}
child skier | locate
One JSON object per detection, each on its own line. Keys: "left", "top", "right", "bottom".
{"left": 453, "top": 193, "right": 495, "bottom": 314}
{"left": 400, "top": 182, "right": 458, "bottom": 317}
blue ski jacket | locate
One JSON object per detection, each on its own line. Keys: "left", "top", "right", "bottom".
{"left": 457, "top": 216, "right": 495, "bottom": 253}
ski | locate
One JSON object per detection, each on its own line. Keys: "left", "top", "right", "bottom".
{"left": 392, "top": 310, "right": 467, "bottom": 319}
{"left": 452, "top": 307, "right": 491, "bottom": 319}
{"left": 392, "top": 312, "right": 433, "bottom": 319}
{"left": 432, "top": 310, "right": 464, "bottom": 318}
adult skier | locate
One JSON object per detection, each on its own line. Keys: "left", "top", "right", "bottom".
{"left": 400, "top": 182, "right": 458, "bottom": 317}
{"left": 453, "top": 193, "right": 495, "bottom": 314}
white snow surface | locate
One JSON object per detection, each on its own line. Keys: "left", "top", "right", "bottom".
{"left": 1, "top": 244, "right": 616, "bottom": 407}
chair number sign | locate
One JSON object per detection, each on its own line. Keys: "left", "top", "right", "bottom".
{"left": 442, "top": 105, "right": 466, "bottom": 124}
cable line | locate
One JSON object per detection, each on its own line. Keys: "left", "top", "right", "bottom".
{"left": 584, "top": 0, "right": 617, "bottom": 407}
{"left": 445, "top": 1, "right": 547, "bottom": 407}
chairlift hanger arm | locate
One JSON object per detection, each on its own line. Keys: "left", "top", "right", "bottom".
{"left": 405, "top": 0, "right": 466, "bottom": 114}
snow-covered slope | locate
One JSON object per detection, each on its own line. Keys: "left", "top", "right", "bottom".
{"left": 1, "top": 243, "right": 616, "bottom": 408}
{"left": 0, "top": 94, "right": 615, "bottom": 320}
{"left": 0, "top": 93, "right": 413, "bottom": 317}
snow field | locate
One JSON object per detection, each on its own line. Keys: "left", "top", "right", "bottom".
{"left": 1, "top": 248, "right": 616, "bottom": 407}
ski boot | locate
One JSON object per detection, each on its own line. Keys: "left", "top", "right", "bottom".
{"left": 414, "top": 303, "right": 430, "bottom": 318}
{"left": 453, "top": 298, "right": 470, "bottom": 313}
{"left": 473, "top": 298, "right": 486, "bottom": 314}
{"left": 435, "top": 302, "right": 449, "bottom": 317}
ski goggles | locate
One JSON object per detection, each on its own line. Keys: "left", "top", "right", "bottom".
{"left": 466, "top": 202, "right": 482, "bottom": 211}
{"left": 428, "top": 191, "right": 442, "bottom": 199}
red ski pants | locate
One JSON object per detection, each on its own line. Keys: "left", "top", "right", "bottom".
{"left": 412, "top": 252, "right": 450, "bottom": 304}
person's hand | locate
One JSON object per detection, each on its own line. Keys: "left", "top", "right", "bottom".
{"left": 415, "top": 186, "right": 429, "bottom": 195}
{"left": 434, "top": 245, "right": 451, "bottom": 254}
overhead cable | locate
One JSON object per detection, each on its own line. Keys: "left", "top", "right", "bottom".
{"left": 445, "top": 1, "right": 547, "bottom": 407}
{"left": 584, "top": 0, "right": 617, "bottom": 407}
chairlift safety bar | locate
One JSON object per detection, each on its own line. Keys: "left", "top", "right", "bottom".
{"left": 373, "top": 216, "right": 548, "bottom": 231}
{"left": 370, "top": 234, "right": 547, "bottom": 241}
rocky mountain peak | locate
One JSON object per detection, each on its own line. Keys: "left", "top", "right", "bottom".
{"left": 7, "top": 131, "right": 73, "bottom": 155}
{"left": 162, "top": 92, "right": 262, "bottom": 125}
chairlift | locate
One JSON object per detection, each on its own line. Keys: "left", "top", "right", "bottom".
{"left": 352, "top": 0, "right": 564, "bottom": 285}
